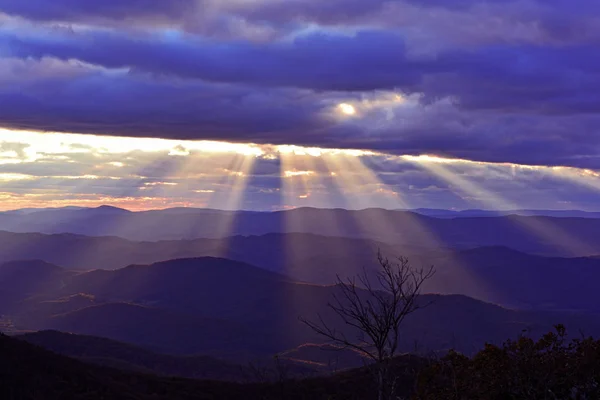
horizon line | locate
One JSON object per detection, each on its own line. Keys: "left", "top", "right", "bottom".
{"left": 3, "top": 205, "right": 600, "bottom": 214}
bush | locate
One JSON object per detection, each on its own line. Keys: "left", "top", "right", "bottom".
{"left": 415, "top": 325, "right": 600, "bottom": 400}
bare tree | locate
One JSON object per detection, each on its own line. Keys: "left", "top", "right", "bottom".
{"left": 300, "top": 251, "right": 435, "bottom": 400}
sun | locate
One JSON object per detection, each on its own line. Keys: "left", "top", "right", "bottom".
{"left": 338, "top": 103, "right": 356, "bottom": 116}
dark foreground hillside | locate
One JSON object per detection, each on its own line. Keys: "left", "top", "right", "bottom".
{"left": 17, "top": 330, "right": 253, "bottom": 381}
{"left": 1, "top": 332, "right": 234, "bottom": 400}
{"left": 4, "top": 328, "right": 600, "bottom": 400}
{"left": 0, "top": 333, "right": 422, "bottom": 400}
{"left": 18, "top": 330, "right": 321, "bottom": 381}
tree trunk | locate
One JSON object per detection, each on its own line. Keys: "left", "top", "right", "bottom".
{"left": 378, "top": 366, "right": 384, "bottom": 400}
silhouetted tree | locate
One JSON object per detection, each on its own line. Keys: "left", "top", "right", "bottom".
{"left": 301, "top": 251, "right": 435, "bottom": 400}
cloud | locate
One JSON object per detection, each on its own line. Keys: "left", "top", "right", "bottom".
{"left": 1, "top": 0, "right": 600, "bottom": 175}
{"left": 0, "top": 141, "right": 29, "bottom": 158}
{"left": 2, "top": 28, "right": 418, "bottom": 91}
{"left": 4, "top": 26, "right": 600, "bottom": 112}
{"left": 3, "top": 0, "right": 600, "bottom": 51}
{"left": 0, "top": 0, "right": 196, "bottom": 23}
{"left": 0, "top": 58, "right": 334, "bottom": 143}
{"left": 1, "top": 56, "right": 600, "bottom": 169}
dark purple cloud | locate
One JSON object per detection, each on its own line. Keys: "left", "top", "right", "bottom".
{"left": 231, "top": 0, "right": 600, "bottom": 42}
{"left": 0, "top": 0, "right": 195, "bottom": 22}
{"left": 2, "top": 61, "right": 600, "bottom": 169}
{"left": 0, "top": 57, "right": 342, "bottom": 146}
{"left": 1, "top": 0, "right": 600, "bottom": 172}
{"left": 0, "top": 0, "right": 476, "bottom": 25}
{"left": 0, "top": 74, "right": 332, "bottom": 144}
{"left": 5, "top": 27, "right": 600, "bottom": 114}
{"left": 4, "top": 0, "right": 599, "bottom": 47}
{"left": 3, "top": 29, "right": 419, "bottom": 91}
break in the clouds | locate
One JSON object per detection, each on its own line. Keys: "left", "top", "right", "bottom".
{"left": 1, "top": 0, "right": 600, "bottom": 210}
{"left": 2, "top": 130, "right": 600, "bottom": 212}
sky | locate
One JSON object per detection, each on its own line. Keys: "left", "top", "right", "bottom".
{"left": 1, "top": 0, "right": 600, "bottom": 211}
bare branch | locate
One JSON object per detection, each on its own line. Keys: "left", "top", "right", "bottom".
{"left": 300, "top": 250, "right": 436, "bottom": 400}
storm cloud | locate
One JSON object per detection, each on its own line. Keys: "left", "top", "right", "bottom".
{"left": 1, "top": 0, "right": 600, "bottom": 212}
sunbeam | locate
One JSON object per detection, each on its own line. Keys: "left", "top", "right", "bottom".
{"left": 552, "top": 167, "right": 600, "bottom": 192}
{"left": 206, "top": 154, "right": 259, "bottom": 259}
{"left": 405, "top": 156, "right": 596, "bottom": 256}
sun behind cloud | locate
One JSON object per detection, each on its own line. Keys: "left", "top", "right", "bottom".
{"left": 338, "top": 103, "right": 356, "bottom": 116}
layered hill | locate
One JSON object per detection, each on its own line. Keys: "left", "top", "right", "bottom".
{"left": 2, "top": 232, "right": 600, "bottom": 312}
{"left": 0, "top": 230, "right": 436, "bottom": 272}
{"left": 0, "top": 260, "right": 76, "bottom": 313}
{"left": 3, "top": 257, "right": 600, "bottom": 360}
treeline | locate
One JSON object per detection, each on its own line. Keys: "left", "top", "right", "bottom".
{"left": 416, "top": 325, "right": 600, "bottom": 400}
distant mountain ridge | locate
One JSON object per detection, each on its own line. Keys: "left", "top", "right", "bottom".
{"left": 406, "top": 208, "right": 600, "bottom": 219}
{"left": 0, "top": 229, "right": 441, "bottom": 274}
{"left": 1, "top": 206, "right": 600, "bottom": 256}
{"left": 5, "top": 205, "right": 600, "bottom": 219}
{"left": 1, "top": 231, "right": 600, "bottom": 313}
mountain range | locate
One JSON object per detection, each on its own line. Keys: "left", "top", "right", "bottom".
{"left": 1, "top": 206, "right": 600, "bottom": 256}
{"left": 407, "top": 208, "right": 600, "bottom": 219}
{"left": 2, "top": 256, "right": 600, "bottom": 363}
{"left": 2, "top": 205, "right": 600, "bottom": 396}
{"left": 1, "top": 231, "right": 600, "bottom": 312}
